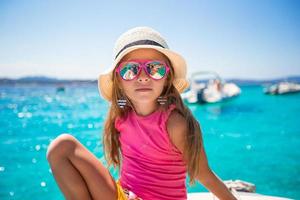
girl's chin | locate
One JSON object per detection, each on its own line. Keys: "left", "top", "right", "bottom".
{"left": 130, "top": 95, "right": 158, "bottom": 102}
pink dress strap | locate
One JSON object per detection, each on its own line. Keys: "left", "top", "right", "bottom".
{"left": 163, "top": 103, "right": 177, "bottom": 123}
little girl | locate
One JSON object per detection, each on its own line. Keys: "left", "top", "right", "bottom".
{"left": 46, "top": 27, "right": 237, "bottom": 200}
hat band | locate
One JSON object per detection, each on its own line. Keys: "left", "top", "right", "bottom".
{"left": 115, "top": 39, "right": 165, "bottom": 59}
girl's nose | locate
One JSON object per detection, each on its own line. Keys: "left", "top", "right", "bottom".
{"left": 137, "top": 68, "right": 149, "bottom": 82}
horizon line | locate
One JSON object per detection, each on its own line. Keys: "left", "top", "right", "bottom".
{"left": 1, "top": 74, "right": 300, "bottom": 81}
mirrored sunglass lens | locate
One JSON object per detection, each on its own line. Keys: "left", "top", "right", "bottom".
{"left": 120, "top": 63, "right": 139, "bottom": 80}
{"left": 146, "top": 61, "right": 167, "bottom": 79}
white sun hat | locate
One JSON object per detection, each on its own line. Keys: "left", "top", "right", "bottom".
{"left": 98, "top": 26, "right": 189, "bottom": 101}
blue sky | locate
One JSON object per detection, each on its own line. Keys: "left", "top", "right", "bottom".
{"left": 0, "top": 0, "right": 299, "bottom": 80}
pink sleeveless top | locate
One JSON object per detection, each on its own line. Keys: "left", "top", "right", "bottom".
{"left": 115, "top": 104, "right": 187, "bottom": 200}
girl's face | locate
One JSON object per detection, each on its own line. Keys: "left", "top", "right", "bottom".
{"left": 116, "top": 48, "right": 169, "bottom": 105}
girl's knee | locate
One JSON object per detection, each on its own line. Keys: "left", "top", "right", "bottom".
{"left": 46, "top": 133, "right": 78, "bottom": 161}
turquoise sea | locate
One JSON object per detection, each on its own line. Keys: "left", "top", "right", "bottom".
{"left": 0, "top": 84, "right": 299, "bottom": 200}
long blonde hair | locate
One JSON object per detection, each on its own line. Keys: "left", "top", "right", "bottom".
{"left": 102, "top": 58, "right": 203, "bottom": 185}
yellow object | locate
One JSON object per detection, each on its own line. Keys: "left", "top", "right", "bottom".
{"left": 116, "top": 180, "right": 128, "bottom": 200}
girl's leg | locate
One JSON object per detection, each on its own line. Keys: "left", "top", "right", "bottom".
{"left": 46, "top": 134, "right": 117, "bottom": 200}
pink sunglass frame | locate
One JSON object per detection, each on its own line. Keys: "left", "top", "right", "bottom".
{"left": 115, "top": 59, "right": 170, "bottom": 81}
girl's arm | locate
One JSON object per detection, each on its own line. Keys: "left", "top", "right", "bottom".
{"left": 167, "top": 112, "right": 238, "bottom": 200}
{"left": 196, "top": 145, "right": 238, "bottom": 200}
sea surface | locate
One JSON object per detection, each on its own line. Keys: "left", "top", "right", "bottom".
{"left": 0, "top": 84, "right": 299, "bottom": 200}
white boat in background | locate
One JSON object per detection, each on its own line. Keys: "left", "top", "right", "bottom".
{"left": 181, "top": 71, "right": 241, "bottom": 104}
{"left": 264, "top": 81, "right": 300, "bottom": 95}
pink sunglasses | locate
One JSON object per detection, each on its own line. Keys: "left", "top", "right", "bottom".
{"left": 115, "top": 59, "right": 170, "bottom": 81}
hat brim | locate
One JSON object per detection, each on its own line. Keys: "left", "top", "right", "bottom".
{"left": 98, "top": 45, "right": 189, "bottom": 101}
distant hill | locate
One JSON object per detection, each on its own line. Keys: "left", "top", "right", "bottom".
{"left": 226, "top": 76, "right": 300, "bottom": 86}
{"left": 17, "top": 76, "right": 59, "bottom": 82}
{"left": 0, "top": 75, "right": 299, "bottom": 86}
{"left": 0, "top": 76, "right": 96, "bottom": 85}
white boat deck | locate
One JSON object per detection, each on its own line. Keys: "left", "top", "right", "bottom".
{"left": 187, "top": 192, "right": 292, "bottom": 200}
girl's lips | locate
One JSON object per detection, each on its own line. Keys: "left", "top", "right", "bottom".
{"left": 135, "top": 88, "right": 152, "bottom": 91}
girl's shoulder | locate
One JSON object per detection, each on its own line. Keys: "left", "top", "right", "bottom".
{"left": 166, "top": 105, "right": 187, "bottom": 154}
